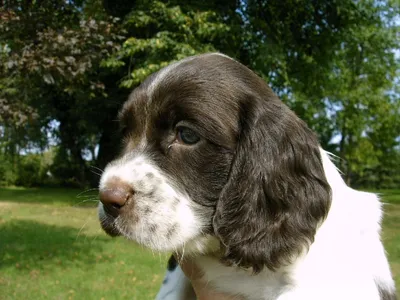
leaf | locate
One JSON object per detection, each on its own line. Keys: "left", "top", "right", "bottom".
{"left": 43, "top": 74, "right": 55, "bottom": 85}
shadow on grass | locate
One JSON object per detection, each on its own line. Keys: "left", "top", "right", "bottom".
{"left": 0, "top": 187, "right": 99, "bottom": 207}
{"left": 0, "top": 219, "right": 112, "bottom": 270}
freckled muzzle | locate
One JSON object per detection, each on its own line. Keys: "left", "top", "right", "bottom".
{"left": 98, "top": 156, "right": 172, "bottom": 235}
{"left": 97, "top": 155, "right": 204, "bottom": 252}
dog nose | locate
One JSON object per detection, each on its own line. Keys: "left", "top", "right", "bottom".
{"left": 99, "top": 182, "right": 134, "bottom": 217}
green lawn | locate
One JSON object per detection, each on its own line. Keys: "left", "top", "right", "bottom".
{"left": 0, "top": 187, "right": 168, "bottom": 300}
{"left": 0, "top": 187, "right": 399, "bottom": 299}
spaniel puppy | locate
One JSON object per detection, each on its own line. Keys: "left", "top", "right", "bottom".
{"left": 98, "top": 53, "right": 396, "bottom": 300}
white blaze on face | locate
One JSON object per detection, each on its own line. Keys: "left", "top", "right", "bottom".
{"left": 146, "top": 56, "right": 197, "bottom": 101}
{"left": 99, "top": 154, "right": 205, "bottom": 252}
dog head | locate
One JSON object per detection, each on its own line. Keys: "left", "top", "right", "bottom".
{"left": 98, "top": 53, "right": 331, "bottom": 272}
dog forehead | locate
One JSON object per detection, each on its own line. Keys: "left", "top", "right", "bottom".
{"left": 118, "top": 53, "right": 262, "bottom": 146}
{"left": 120, "top": 57, "right": 207, "bottom": 117}
{"left": 119, "top": 85, "right": 148, "bottom": 129}
{"left": 146, "top": 53, "right": 243, "bottom": 100}
{"left": 151, "top": 57, "right": 244, "bottom": 115}
{"left": 147, "top": 53, "right": 235, "bottom": 91}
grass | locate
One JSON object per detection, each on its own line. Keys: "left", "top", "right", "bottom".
{"left": 0, "top": 187, "right": 167, "bottom": 300}
{"left": 0, "top": 187, "right": 399, "bottom": 299}
{"left": 379, "top": 189, "right": 400, "bottom": 296}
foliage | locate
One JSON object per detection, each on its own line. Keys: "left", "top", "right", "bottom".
{"left": 0, "top": 150, "right": 56, "bottom": 187}
{"left": 49, "top": 147, "right": 88, "bottom": 187}
{"left": 362, "top": 98, "right": 400, "bottom": 188}
{"left": 242, "top": 0, "right": 400, "bottom": 186}
{"left": 15, "top": 154, "right": 48, "bottom": 187}
{"left": 0, "top": 0, "right": 125, "bottom": 186}
{"left": 102, "top": 0, "right": 235, "bottom": 88}
{"left": 0, "top": 154, "right": 16, "bottom": 186}
{"left": 323, "top": 0, "right": 399, "bottom": 184}
{"left": 0, "top": 0, "right": 399, "bottom": 188}
{"left": 7, "top": 18, "right": 123, "bottom": 97}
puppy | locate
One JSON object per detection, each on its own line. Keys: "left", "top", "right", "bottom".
{"left": 98, "top": 53, "right": 396, "bottom": 300}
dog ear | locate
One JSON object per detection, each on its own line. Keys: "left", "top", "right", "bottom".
{"left": 213, "top": 95, "right": 331, "bottom": 273}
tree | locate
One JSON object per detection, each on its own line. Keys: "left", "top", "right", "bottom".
{"left": 365, "top": 92, "right": 400, "bottom": 189}
{"left": 322, "top": 0, "right": 399, "bottom": 184}
{"left": 243, "top": 0, "right": 399, "bottom": 185}
{"left": 101, "top": 0, "right": 238, "bottom": 89}
{"left": 0, "top": 0, "right": 241, "bottom": 186}
{"left": 0, "top": 0, "right": 398, "bottom": 188}
{"left": 0, "top": 0, "right": 124, "bottom": 185}
{"left": 244, "top": 0, "right": 398, "bottom": 139}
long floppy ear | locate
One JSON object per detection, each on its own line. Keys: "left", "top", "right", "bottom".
{"left": 213, "top": 95, "right": 331, "bottom": 273}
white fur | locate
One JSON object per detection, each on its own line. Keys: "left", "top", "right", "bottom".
{"left": 156, "top": 150, "right": 396, "bottom": 300}
{"left": 99, "top": 154, "right": 206, "bottom": 252}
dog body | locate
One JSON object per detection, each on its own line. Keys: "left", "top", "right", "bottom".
{"left": 98, "top": 53, "right": 396, "bottom": 300}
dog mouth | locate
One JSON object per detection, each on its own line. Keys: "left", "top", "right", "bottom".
{"left": 99, "top": 206, "right": 121, "bottom": 237}
{"left": 100, "top": 219, "right": 121, "bottom": 237}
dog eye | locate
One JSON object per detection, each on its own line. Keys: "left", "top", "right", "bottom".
{"left": 120, "top": 125, "right": 128, "bottom": 136}
{"left": 177, "top": 127, "right": 200, "bottom": 145}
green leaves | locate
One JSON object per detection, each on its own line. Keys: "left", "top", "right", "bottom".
{"left": 0, "top": 0, "right": 398, "bottom": 188}
{"left": 105, "top": 0, "right": 231, "bottom": 89}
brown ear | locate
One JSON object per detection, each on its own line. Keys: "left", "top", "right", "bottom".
{"left": 213, "top": 95, "right": 331, "bottom": 273}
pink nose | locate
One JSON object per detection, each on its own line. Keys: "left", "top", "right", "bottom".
{"left": 99, "top": 179, "right": 134, "bottom": 217}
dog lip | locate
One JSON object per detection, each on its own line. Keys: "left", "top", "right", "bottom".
{"left": 102, "top": 202, "right": 120, "bottom": 218}
{"left": 100, "top": 214, "right": 121, "bottom": 237}
{"left": 101, "top": 221, "right": 121, "bottom": 237}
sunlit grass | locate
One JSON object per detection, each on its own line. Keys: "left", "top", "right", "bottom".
{"left": 0, "top": 187, "right": 399, "bottom": 299}
{"left": 0, "top": 188, "right": 167, "bottom": 300}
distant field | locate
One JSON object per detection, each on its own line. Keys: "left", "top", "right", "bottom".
{"left": 0, "top": 187, "right": 399, "bottom": 299}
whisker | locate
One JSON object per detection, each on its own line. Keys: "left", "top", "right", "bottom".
{"left": 76, "top": 218, "right": 91, "bottom": 240}
{"left": 89, "top": 166, "right": 105, "bottom": 177}
{"left": 90, "top": 165, "right": 105, "bottom": 173}
{"left": 76, "top": 194, "right": 99, "bottom": 199}
{"left": 91, "top": 230, "right": 102, "bottom": 242}
{"left": 89, "top": 166, "right": 104, "bottom": 177}
{"left": 90, "top": 170, "right": 102, "bottom": 177}
{"left": 73, "top": 198, "right": 100, "bottom": 207}
{"left": 76, "top": 188, "right": 99, "bottom": 198}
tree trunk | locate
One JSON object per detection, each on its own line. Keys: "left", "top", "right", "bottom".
{"left": 58, "top": 119, "right": 88, "bottom": 187}
{"left": 96, "top": 118, "right": 120, "bottom": 171}
{"left": 339, "top": 117, "right": 347, "bottom": 176}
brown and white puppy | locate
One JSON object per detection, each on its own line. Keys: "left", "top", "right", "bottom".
{"left": 98, "top": 53, "right": 396, "bottom": 300}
